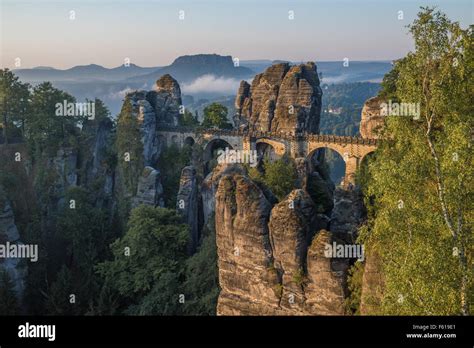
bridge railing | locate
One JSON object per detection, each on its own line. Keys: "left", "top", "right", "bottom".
{"left": 156, "top": 126, "right": 379, "bottom": 145}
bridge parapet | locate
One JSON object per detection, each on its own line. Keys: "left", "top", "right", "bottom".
{"left": 157, "top": 126, "right": 378, "bottom": 145}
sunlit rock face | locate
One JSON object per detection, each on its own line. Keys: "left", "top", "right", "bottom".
{"left": 359, "top": 96, "right": 385, "bottom": 139}
{"left": 215, "top": 173, "right": 348, "bottom": 315}
{"left": 234, "top": 62, "right": 322, "bottom": 134}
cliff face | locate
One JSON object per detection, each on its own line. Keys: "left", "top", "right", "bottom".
{"left": 234, "top": 62, "right": 322, "bottom": 134}
{"left": 215, "top": 172, "right": 347, "bottom": 315}
{"left": 330, "top": 187, "right": 366, "bottom": 242}
{"left": 131, "top": 166, "right": 164, "bottom": 208}
{"left": 82, "top": 117, "right": 115, "bottom": 210}
{"left": 176, "top": 166, "right": 201, "bottom": 252}
{"left": 0, "top": 193, "right": 27, "bottom": 304}
{"left": 121, "top": 74, "right": 184, "bottom": 208}
{"left": 359, "top": 96, "right": 385, "bottom": 139}
{"left": 216, "top": 172, "right": 281, "bottom": 315}
{"left": 201, "top": 164, "right": 246, "bottom": 225}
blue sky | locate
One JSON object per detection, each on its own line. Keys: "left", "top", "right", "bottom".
{"left": 1, "top": 0, "right": 472, "bottom": 69}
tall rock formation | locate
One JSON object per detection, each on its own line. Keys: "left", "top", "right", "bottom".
{"left": 119, "top": 74, "right": 183, "bottom": 207}
{"left": 176, "top": 166, "right": 201, "bottom": 252}
{"left": 330, "top": 187, "right": 366, "bottom": 242}
{"left": 216, "top": 172, "right": 281, "bottom": 315}
{"left": 82, "top": 116, "right": 115, "bottom": 210}
{"left": 304, "top": 230, "right": 348, "bottom": 315}
{"left": 359, "top": 96, "right": 385, "bottom": 139}
{"left": 149, "top": 74, "right": 182, "bottom": 127}
{"left": 131, "top": 166, "right": 164, "bottom": 208}
{"left": 215, "top": 172, "right": 348, "bottom": 315}
{"left": 268, "top": 189, "right": 317, "bottom": 313}
{"left": 201, "top": 164, "right": 246, "bottom": 225}
{"left": 234, "top": 62, "right": 322, "bottom": 134}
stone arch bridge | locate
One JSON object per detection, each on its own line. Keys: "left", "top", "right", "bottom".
{"left": 157, "top": 127, "right": 378, "bottom": 186}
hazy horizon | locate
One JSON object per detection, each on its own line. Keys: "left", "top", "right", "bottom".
{"left": 10, "top": 58, "right": 396, "bottom": 71}
{"left": 1, "top": 0, "right": 472, "bottom": 70}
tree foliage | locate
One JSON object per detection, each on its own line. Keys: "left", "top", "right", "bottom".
{"left": 182, "top": 216, "right": 219, "bottom": 315}
{"left": 178, "top": 109, "right": 200, "bottom": 129}
{"left": 0, "top": 69, "right": 30, "bottom": 143}
{"left": 116, "top": 98, "right": 143, "bottom": 195}
{"left": 360, "top": 8, "right": 473, "bottom": 315}
{"left": 249, "top": 155, "right": 298, "bottom": 201}
{"left": 97, "top": 206, "right": 189, "bottom": 315}
{"left": 158, "top": 144, "right": 192, "bottom": 208}
{"left": 201, "top": 102, "right": 232, "bottom": 129}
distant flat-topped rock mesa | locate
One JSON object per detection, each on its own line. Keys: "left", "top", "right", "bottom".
{"left": 234, "top": 62, "right": 323, "bottom": 134}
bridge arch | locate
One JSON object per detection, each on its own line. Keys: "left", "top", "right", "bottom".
{"left": 184, "top": 136, "right": 195, "bottom": 147}
{"left": 256, "top": 142, "right": 277, "bottom": 163}
{"left": 307, "top": 147, "right": 346, "bottom": 186}
{"left": 360, "top": 149, "right": 376, "bottom": 164}
{"left": 203, "top": 138, "right": 234, "bottom": 175}
{"left": 307, "top": 143, "right": 346, "bottom": 160}
{"left": 255, "top": 138, "right": 286, "bottom": 157}
{"left": 171, "top": 135, "right": 179, "bottom": 145}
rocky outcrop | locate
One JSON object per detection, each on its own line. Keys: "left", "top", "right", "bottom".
{"left": 305, "top": 230, "right": 348, "bottom": 315}
{"left": 83, "top": 117, "right": 114, "bottom": 181}
{"left": 82, "top": 117, "right": 115, "bottom": 210}
{"left": 360, "top": 96, "right": 385, "bottom": 139}
{"left": 132, "top": 96, "right": 159, "bottom": 166}
{"left": 234, "top": 62, "right": 322, "bottom": 134}
{"left": 125, "top": 74, "right": 183, "bottom": 164}
{"left": 35, "top": 148, "right": 79, "bottom": 213}
{"left": 216, "top": 176, "right": 348, "bottom": 315}
{"left": 149, "top": 74, "right": 182, "bottom": 127}
{"left": 201, "top": 164, "right": 246, "bottom": 225}
{"left": 216, "top": 173, "right": 281, "bottom": 315}
{"left": 268, "top": 190, "right": 316, "bottom": 313}
{"left": 123, "top": 74, "right": 184, "bottom": 206}
{"left": 131, "top": 166, "right": 164, "bottom": 208}
{"left": 0, "top": 194, "right": 27, "bottom": 304}
{"left": 176, "top": 166, "right": 200, "bottom": 252}
{"left": 330, "top": 187, "right": 365, "bottom": 242}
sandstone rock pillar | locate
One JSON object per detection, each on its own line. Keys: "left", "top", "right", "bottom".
{"left": 343, "top": 156, "right": 358, "bottom": 188}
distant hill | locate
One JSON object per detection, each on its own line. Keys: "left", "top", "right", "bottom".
{"left": 128, "top": 54, "right": 254, "bottom": 84}
{"left": 13, "top": 54, "right": 255, "bottom": 86}
{"left": 13, "top": 63, "right": 160, "bottom": 82}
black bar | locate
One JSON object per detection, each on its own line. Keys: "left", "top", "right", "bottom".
{"left": 0, "top": 315, "right": 472, "bottom": 346}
